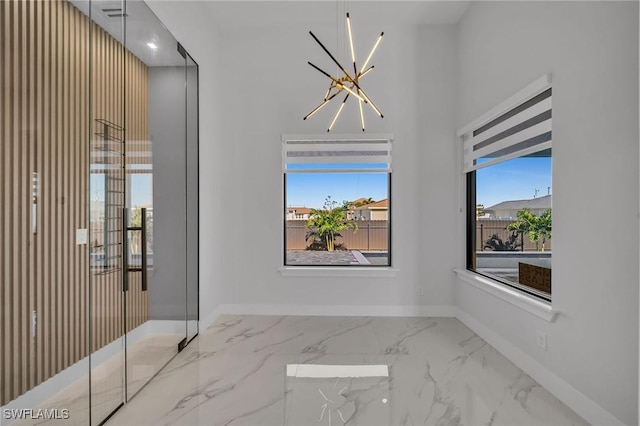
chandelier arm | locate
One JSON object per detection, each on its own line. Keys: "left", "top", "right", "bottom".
{"left": 361, "top": 32, "right": 384, "bottom": 72}
{"left": 303, "top": 90, "right": 343, "bottom": 121}
{"left": 327, "top": 93, "right": 350, "bottom": 132}
{"left": 358, "top": 92, "right": 365, "bottom": 132}
{"left": 354, "top": 86, "right": 384, "bottom": 118}
{"left": 358, "top": 65, "right": 374, "bottom": 79}
{"left": 346, "top": 13, "right": 358, "bottom": 77}
{"left": 308, "top": 31, "right": 364, "bottom": 93}
{"left": 323, "top": 84, "right": 333, "bottom": 101}
{"left": 307, "top": 61, "right": 335, "bottom": 80}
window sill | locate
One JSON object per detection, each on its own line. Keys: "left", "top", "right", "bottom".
{"left": 454, "top": 268, "right": 557, "bottom": 322}
{"left": 278, "top": 266, "right": 398, "bottom": 278}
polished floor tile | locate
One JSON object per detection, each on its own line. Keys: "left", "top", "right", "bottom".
{"left": 105, "top": 315, "right": 587, "bottom": 426}
{"left": 9, "top": 334, "right": 183, "bottom": 426}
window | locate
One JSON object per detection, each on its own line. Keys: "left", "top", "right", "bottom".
{"left": 461, "top": 76, "right": 552, "bottom": 300}
{"left": 283, "top": 137, "right": 392, "bottom": 267}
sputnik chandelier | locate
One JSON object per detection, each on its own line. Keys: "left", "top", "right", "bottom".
{"left": 304, "top": 13, "right": 384, "bottom": 132}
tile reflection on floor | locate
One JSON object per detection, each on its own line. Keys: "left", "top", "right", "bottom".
{"left": 107, "top": 315, "right": 587, "bottom": 426}
{"left": 285, "top": 363, "right": 391, "bottom": 425}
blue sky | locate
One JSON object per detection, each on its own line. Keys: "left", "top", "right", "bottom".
{"left": 476, "top": 156, "right": 552, "bottom": 208}
{"left": 286, "top": 172, "right": 388, "bottom": 208}
{"left": 285, "top": 157, "right": 551, "bottom": 209}
{"left": 90, "top": 174, "right": 153, "bottom": 206}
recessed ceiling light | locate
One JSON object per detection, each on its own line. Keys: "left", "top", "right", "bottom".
{"left": 147, "top": 42, "right": 158, "bottom": 50}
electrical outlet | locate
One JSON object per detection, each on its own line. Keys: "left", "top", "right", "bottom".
{"left": 536, "top": 331, "right": 547, "bottom": 351}
{"left": 417, "top": 287, "right": 424, "bottom": 296}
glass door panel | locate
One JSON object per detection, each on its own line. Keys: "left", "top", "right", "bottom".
{"left": 124, "top": 1, "right": 188, "bottom": 399}
{"left": 88, "top": 0, "right": 126, "bottom": 423}
{"left": 1, "top": 1, "right": 198, "bottom": 424}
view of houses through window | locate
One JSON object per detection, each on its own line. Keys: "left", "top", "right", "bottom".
{"left": 284, "top": 171, "right": 390, "bottom": 266}
{"left": 470, "top": 153, "right": 552, "bottom": 299}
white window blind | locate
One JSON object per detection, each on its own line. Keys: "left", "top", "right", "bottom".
{"left": 458, "top": 74, "right": 552, "bottom": 173}
{"left": 283, "top": 136, "right": 392, "bottom": 173}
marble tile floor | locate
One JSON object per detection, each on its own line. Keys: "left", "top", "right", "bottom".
{"left": 9, "top": 333, "right": 184, "bottom": 426}
{"left": 102, "top": 315, "right": 587, "bottom": 426}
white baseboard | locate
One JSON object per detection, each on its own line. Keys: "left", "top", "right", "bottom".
{"left": 146, "top": 320, "right": 186, "bottom": 335}
{"left": 455, "top": 308, "right": 625, "bottom": 426}
{"left": 200, "top": 305, "right": 224, "bottom": 331}
{"left": 216, "top": 303, "right": 457, "bottom": 318}
{"left": 0, "top": 320, "right": 184, "bottom": 423}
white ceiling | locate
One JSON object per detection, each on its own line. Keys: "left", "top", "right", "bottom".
{"left": 67, "top": 1, "right": 470, "bottom": 66}
{"left": 204, "top": 1, "right": 471, "bottom": 33}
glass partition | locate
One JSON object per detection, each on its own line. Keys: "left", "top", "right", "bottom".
{"left": 87, "top": 0, "right": 127, "bottom": 423}
{"left": 125, "top": 6, "right": 187, "bottom": 399}
{"left": 185, "top": 50, "right": 199, "bottom": 343}
{"left": 0, "top": 1, "right": 198, "bottom": 424}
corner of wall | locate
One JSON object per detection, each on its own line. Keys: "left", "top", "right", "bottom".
{"left": 454, "top": 299, "right": 626, "bottom": 426}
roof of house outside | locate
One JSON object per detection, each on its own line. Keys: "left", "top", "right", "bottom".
{"left": 351, "top": 197, "right": 370, "bottom": 205}
{"left": 485, "top": 194, "right": 551, "bottom": 211}
{"left": 287, "top": 207, "right": 313, "bottom": 214}
{"left": 356, "top": 199, "right": 388, "bottom": 210}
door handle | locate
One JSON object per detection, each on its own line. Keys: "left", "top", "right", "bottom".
{"left": 125, "top": 207, "right": 148, "bottom": 292}
{"left": 141, "top": 208, "right": 148, "bottom": 292}
{"left": 122, "top": 208, "right": 129, "bottom": 292}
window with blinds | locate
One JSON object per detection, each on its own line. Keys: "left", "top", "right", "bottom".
{"left": 282, "top": 136, "right": 392, "bottom": 267}
{"left": 459, "top": 75, "right": 553, "bottom": 300}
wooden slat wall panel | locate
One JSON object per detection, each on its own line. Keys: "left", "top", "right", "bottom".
{"left": 2, "top": 0, "right": 13, "bottom": 403}
{"left": 1, "top": 0, "right": 149, "bottom": 405}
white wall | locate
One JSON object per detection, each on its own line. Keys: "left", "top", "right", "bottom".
{"left": 148, "top": 1, "right": 460, "bottom": 316}
{"left": 455, "top": 2, "right": 639, "bottom": 425}
{"left": 146, "top": 1, "right": 228, "bottom": 327}
{"left": 148, "top": 66, "right": 187, "bottom": 320}
{"left": 211, "top": 20, "right": 458, "bottom": 310}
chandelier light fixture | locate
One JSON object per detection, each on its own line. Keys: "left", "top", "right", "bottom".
{"left": 304, "top": 13, "right": 384, "bottom": 132}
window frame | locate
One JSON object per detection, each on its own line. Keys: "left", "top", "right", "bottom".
{"left": 458, "top": 75, "right": 553, "bottom": 302}
{"left": 281, "top": 134, "right": 393, "bottom": 268}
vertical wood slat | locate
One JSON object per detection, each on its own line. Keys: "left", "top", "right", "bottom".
{"left": 55, "top": 0, "right": 62, "bottom": 375}
{"left": 27, "top": 0, "right": 37, "bottom": 391}
{"left": 79, "top": 3, "right": 87, "bottom": 364}
{"left": 41, "top": 0, "right": 51, "bottom": 385}
{"left": 19, "top": 0, "right": 29, "bottom": 395}
{"left": 10, "top": 0, "right": 19, "bottom": 398}
{"left": 1, "top": 0, "right": 149, "bottom": 405}
{"left": 68, "top": 2, "right": 76, "bottom": 365}
{"left": 61, "top": 0, "right": 70, "bottom": 372}
{"left": 2, "top": 0, "right": 11, "bottom": 404}
{"left": 1, "top": 0, "right": 6, "bottom": 402}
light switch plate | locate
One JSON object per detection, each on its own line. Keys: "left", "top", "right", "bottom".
{"left": 76, "top": 228, "right": 88, "bottom": 245}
